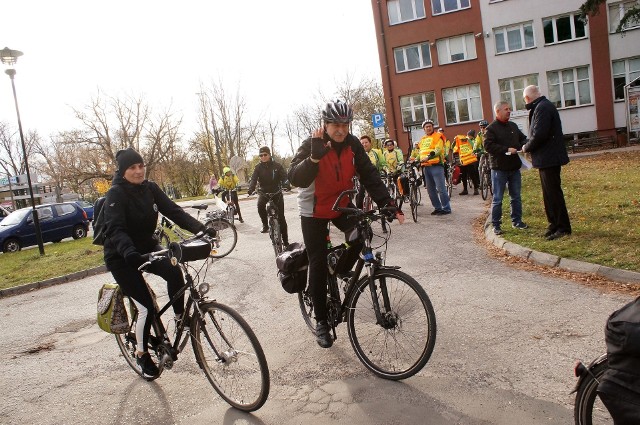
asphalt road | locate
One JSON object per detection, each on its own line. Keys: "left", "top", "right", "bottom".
{"left": 0, "top": 189, "right": 632, "bottom": 424}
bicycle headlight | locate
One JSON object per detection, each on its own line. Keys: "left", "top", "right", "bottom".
{"left": 199, "top": 282, "right": 210, "bottom": 296}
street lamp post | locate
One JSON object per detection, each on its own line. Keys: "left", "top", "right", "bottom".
{"left": 1, "top": 47, "right": 45, "bottom": 255}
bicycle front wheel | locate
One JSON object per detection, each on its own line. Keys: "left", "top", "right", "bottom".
{"left": 298, "top": 286, "right": 316, "bottom": 333}
{"left": 205, "top": 219, "right": 238, "bottom": 258}
{"left": 269, "top": 217, "right": 283, "bottom": 256}
{"left": 347, "top": 269, "right": 436, "bottom": 380}
{"left": 574, "top": 361, "right": 612, "bottom": 425}
{"left": 409, "top": 185, "right": 418, "bottom": 223}
{"left": 226, "top": 206, "right": 235, "bottom": 225}
{"left": 191, "top": 301, "right": 270, "bottom": 412}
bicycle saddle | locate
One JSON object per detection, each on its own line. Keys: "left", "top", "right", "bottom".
{"left": 191, "top": 204, "right": 209, "bottom": 210}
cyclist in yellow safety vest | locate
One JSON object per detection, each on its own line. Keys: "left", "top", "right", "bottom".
{"left": 218, "top": 166, "right": 244, "bottom": 222}
{"left": 474, "top": 120, "right": 489, "bottom": 175}
{"left": 452, "top": 131, "right": 480, "bottom": 195}
{"left": 382, "top": 139, "right": 404, "bottom": 174}
{"left": 356, "top": 135, "right": 387, "bottom": 209}
{"left": 418, "top": 120, "right": 451, "bottom": 215}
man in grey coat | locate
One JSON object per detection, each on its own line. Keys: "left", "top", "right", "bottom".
{"left": 522, "top": 85, "right": 571, "bottom": 240}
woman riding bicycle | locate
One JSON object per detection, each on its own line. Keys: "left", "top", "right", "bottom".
{"left": 218, "top": 167, "right": 244, "bottom": 223}
{"left": 288, "top": 100, "right": 401, "bottom": 348}
{"left": 102, "top": 148, "right": 215, "bottom": 378}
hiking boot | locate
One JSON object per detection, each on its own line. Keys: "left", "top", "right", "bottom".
{"left": 137, "top": 352, "right": 159, "bottom": 378}
{"left": 512, "top": 222, "right": 529, "bottom": 230}
{"left": 260, "top": 226, "right": 269, "bottom": 233}
{"left": 473, "top": 188, "right": 479, "bottom": 195}
{"left": 315, "top": 320, "right": 333, "bottom": 348}
{"left": 493, "top": 227, "right": 504, "bottom": 236}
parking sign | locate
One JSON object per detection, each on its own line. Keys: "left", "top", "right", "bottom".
{"left": 372, "top": 113, "right": 384, "bottom": 128}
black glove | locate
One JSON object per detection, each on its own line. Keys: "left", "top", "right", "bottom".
{"left": 311, "top": 138, "right": 330, "bottom": 161}
{"left": 427, "top": 151, "right": 436, "bottom": 159}
{"left": 204, "top": 227, "right": 217, "bottom": 238}
{"left": 381, "top": 200, "right": 399, "bottom": 222}
{"left": 125, "top": 251, "right": 146, "bottom": 269}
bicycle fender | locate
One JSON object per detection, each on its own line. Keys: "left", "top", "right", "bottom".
{"left": 571, "top": 353, "right": 607, "bottom": 394}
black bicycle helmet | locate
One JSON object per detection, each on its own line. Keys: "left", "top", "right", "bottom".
{"left": 479, "top": 120, "right": 489, "bottom": 127}
{"left": 322, "top": 100, "right": 353, "bottom": 124}
{"left": 422, "top": 119, "right": 434, "bottom": 127}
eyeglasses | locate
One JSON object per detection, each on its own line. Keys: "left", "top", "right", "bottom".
{"left": 259, "top": 153, "right": 269, "bottom": 157}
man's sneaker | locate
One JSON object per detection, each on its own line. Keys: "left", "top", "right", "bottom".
{"left": 260, "top": 226, "right": 269, "bottom": 233}
{"left": 493, "top": 227, "right": 504, "bottom": 235}
{"left": 137, "top": 352, "right": 159, "bottom": 378}
{"left": 512, "top": 222, "right": 529, "bottom": 230}
{"left": 315, "top": 320, "right": 333, "bottom": 348}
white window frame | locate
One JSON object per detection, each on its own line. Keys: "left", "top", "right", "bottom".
{"left": 498, "top": 74, "right": 539, "bottom": 114}
{"left": 494, "top": 21, "right": 535, "bottom": 54}
{"left": 443, "top": 84, "right": 482, "bottom": 125}
{"left": 394, "top": 42, "right": 432, "bottom": 73}
{"left": 609, "top": 1, "right": 640, "bottom": 32}
{"left": 436, "top": 34, "right": 477, "bottom": 65}
{"left": 612, "top": 57, "right": 640, "bottom": 101}
{"left": 400, "top": 92, "right": 439, "bottom": 127}
{"left": 542, "top": 12, "right": 588, "bottom": 45}
{"left": 547, "top": 66, "right": 592, "bottom": 109}
{"left": 387, "top": 0, "right": 426, "bottom": 25}
{"left": 431, "top": 0, "right": 470, "bottom": 16}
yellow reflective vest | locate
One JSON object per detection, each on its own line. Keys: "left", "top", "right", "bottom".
{"left": 418, "top": 132, "right": 446, "bottom": 166}
{"left": 219, "top": 174, "right": 239, "bottom": 190}
{"left": 452, "top": 135, "right": 478, "bottom": 166}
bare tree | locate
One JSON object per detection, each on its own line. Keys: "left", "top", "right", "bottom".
{"left": 0, "top": 122, "right": 40, "bottom": 177}
{"left": 580, "top": 0, "right": 639, "bottom": 32}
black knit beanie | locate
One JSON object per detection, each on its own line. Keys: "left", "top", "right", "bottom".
{"left": 116, "top": 148, "right": 144, "bottom": 175}
{"left": 259, "top": 146, "right": 271, "bottom": 155}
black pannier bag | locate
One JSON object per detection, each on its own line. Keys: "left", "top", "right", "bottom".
{"left": 275, "top": 242, "right": 308, "bottom": 294}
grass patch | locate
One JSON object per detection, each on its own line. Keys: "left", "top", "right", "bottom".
{"left": 0, "top": 238, "right": 104, "bottom": 290}
{"left": 499, "top": 151, "right": 640, "bottom": 272}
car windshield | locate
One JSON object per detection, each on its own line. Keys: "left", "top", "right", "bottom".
{"left": 1, "top": 209, "right": 31, "bottom": 226}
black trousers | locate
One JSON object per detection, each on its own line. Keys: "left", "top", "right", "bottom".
{"left": 538, "top": 166, "right": 571, "bottom": 233}
{"left": 222, "top": 190, "right": 243, "bottom": 220}
{"left": 110, "top": 256, "right": 186, "bottom": 350}
{"left": 301, "top": 214, "right": 362, "bottom": 322}
{"left": 461, "top": 162, "right": 479, "bottom": 191}
{"left": 257, "top": 192, "right": 288, "bottom": 243}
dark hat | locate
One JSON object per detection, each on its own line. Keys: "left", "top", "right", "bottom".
{"left": 259, "top": 146, "right": 271, "bottom": 155}
{"left": 116, "top": 148, "right": 144, "bottom": 175}
{"left": 467, "top": 129, "right": 476, "bottom": 138}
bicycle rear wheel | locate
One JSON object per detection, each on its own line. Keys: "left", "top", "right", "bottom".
{"left": 409, "top": 185, "right": 418, "bottom": 223}
{"left": 347, "top": 268, "right": 436, "bottom": 380}
{"left": 191, "top": 301, "right": 270, "bottom": 412}
{"left": 574, "top": 361, "right": 612, "bottom": 425}
{"left": 205, "top": 219, "right": 238, "bottom": 258}
{"left": 445, "top": 169, "right": 453, "bottom": 198}
{"left": 298, "top": 286, "right": 316, "bottom": 333}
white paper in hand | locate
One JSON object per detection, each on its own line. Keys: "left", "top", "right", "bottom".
{"left": 518, "top": 152, "right": 533, "bottom": 170}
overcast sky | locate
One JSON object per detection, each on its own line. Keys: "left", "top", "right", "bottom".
{"left": 0, "top": 0, "right": 382, "bottom": 147}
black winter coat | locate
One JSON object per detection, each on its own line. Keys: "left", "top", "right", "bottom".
{"left": 483, "top": 119, "right": 526, "bottom": 171}
{"left": 522, "top": 96, "right": 569, "bottom": 169}
{"left": 247, "top": 159, "right": 287, "bottom": 194}
{"left": 102, "top": 175, "right": 205, "bottom": 270}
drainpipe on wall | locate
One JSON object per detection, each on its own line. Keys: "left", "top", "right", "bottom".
{"left": 376, "top": 0, "right": 399, "bottom": 144}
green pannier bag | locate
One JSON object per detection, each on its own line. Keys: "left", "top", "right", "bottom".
{"left": 97, "top": 283, "right": 129, "bottom": 334}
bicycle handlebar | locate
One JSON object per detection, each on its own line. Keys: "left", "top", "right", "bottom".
{"left": 138, "top": 232, "right": 211, "bottom": 271}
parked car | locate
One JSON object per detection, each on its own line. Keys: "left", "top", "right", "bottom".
{"left": 0, "top": 206, "right": 11, "bottom": 222}
{"left": 0, "top": 202, "right": 89, "bottom": 252}
{"left": 74, "top": 200, "right": 94, "bottom": 221}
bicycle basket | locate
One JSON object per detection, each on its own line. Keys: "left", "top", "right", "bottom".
{"left": 170, "top": 239, "right": 212, "bottom": 263}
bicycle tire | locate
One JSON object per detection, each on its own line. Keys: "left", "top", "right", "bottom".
{"left": 445, "top": 169, "right": 453, "bottom": 198}
{"left": 574, "top": 361, "right": 612, "bottom": 425}
{"left": 226, "top": 206, "right": 235, "bottom": 225}
{"left": 388, "top": 182, "right": 397, "bottom": 201}
{"left": 191, "top": 301, "right": 270, "bottom": 412}
{"left": 114, "top": 299, "right": 161, "bottom": 381}
{"left": 346, "top": 268, "right": 436, "bottom": 380}
{"left": 205, "top": 219, "right": 238, "bottom": 258}
{"left": 298, "top": 286, "right": 316, "bottom": 333}
{"left": 410, "top": 185, "right": 418, "bottom": 223}
{"left": 481, "top": 169, "right": 491, "bottom": 200}
{"left": 269, "top": 216, "right": 284, "bottom": 256}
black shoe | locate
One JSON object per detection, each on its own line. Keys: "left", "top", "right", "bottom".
{"left": 176, "top": 313, "right": 191, "bottom": 331}
{"left": 493, "top": 227, "right": 504, "bottom": 235}
{"left": 137, "top": 352, "right": 159, "bottom": 378}
{"left": 473, "top": 189, "right": 479, "bottom": 195}
{"left": 544, "top": 229, "right": 556, "bottom": 238}
{"left": 431, "top": 209, "right": 442, "bottom": 215}
{"left": 438, "top": 210, "right": 451, "bottom": 215}
{"left": 546, "top": 230, "right": 571, "bottom": 241}
{"left": 459, "top": 190, "right": 468, "bottom": 195}
{"left": 260, "top": 226, "right": 269, "bottom": 233}
{"left": 315, "top": 320, "right": 333, "bottom": 348}
{"left": 238, "top": 219, "right": 244, "bottom": 223}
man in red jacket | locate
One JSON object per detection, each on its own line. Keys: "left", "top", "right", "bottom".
{"left": 288, "top": 100, "right": 401, "bottom": 348}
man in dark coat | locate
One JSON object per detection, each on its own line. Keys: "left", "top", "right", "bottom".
{"left": 522, "top": 85, "right": 571, "bottom": 240}
{"left": 247, "top": 146, "right": 289, "bottom": 245}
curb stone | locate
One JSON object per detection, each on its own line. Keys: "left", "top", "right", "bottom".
{"left": 0, "top": 265, "right": 108, "bottom": 298}
{"left": 485, "top": 216, "right": 640, "bottom": 286}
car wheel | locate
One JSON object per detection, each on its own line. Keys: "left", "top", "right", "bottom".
{"left": 3, "top": 239, "right": 21, "bottom": 253}
{"left": 72, "top": 224, "right": 87, "bottom": 239}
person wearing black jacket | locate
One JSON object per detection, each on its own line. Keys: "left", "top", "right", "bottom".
{"left": 484, "top": 101, "right": 528, "bottom": 236}
{"left": 103, "top": 148, "right": 214, "bottom": 378}
{"left": 522, "top": 85, "right": 571, "bottom": 241}
{"left": 247, "top": 146, "right": 289, "bottom": 245}
{"left": 288, "top": 100, "right": 399, "bottom": 348}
